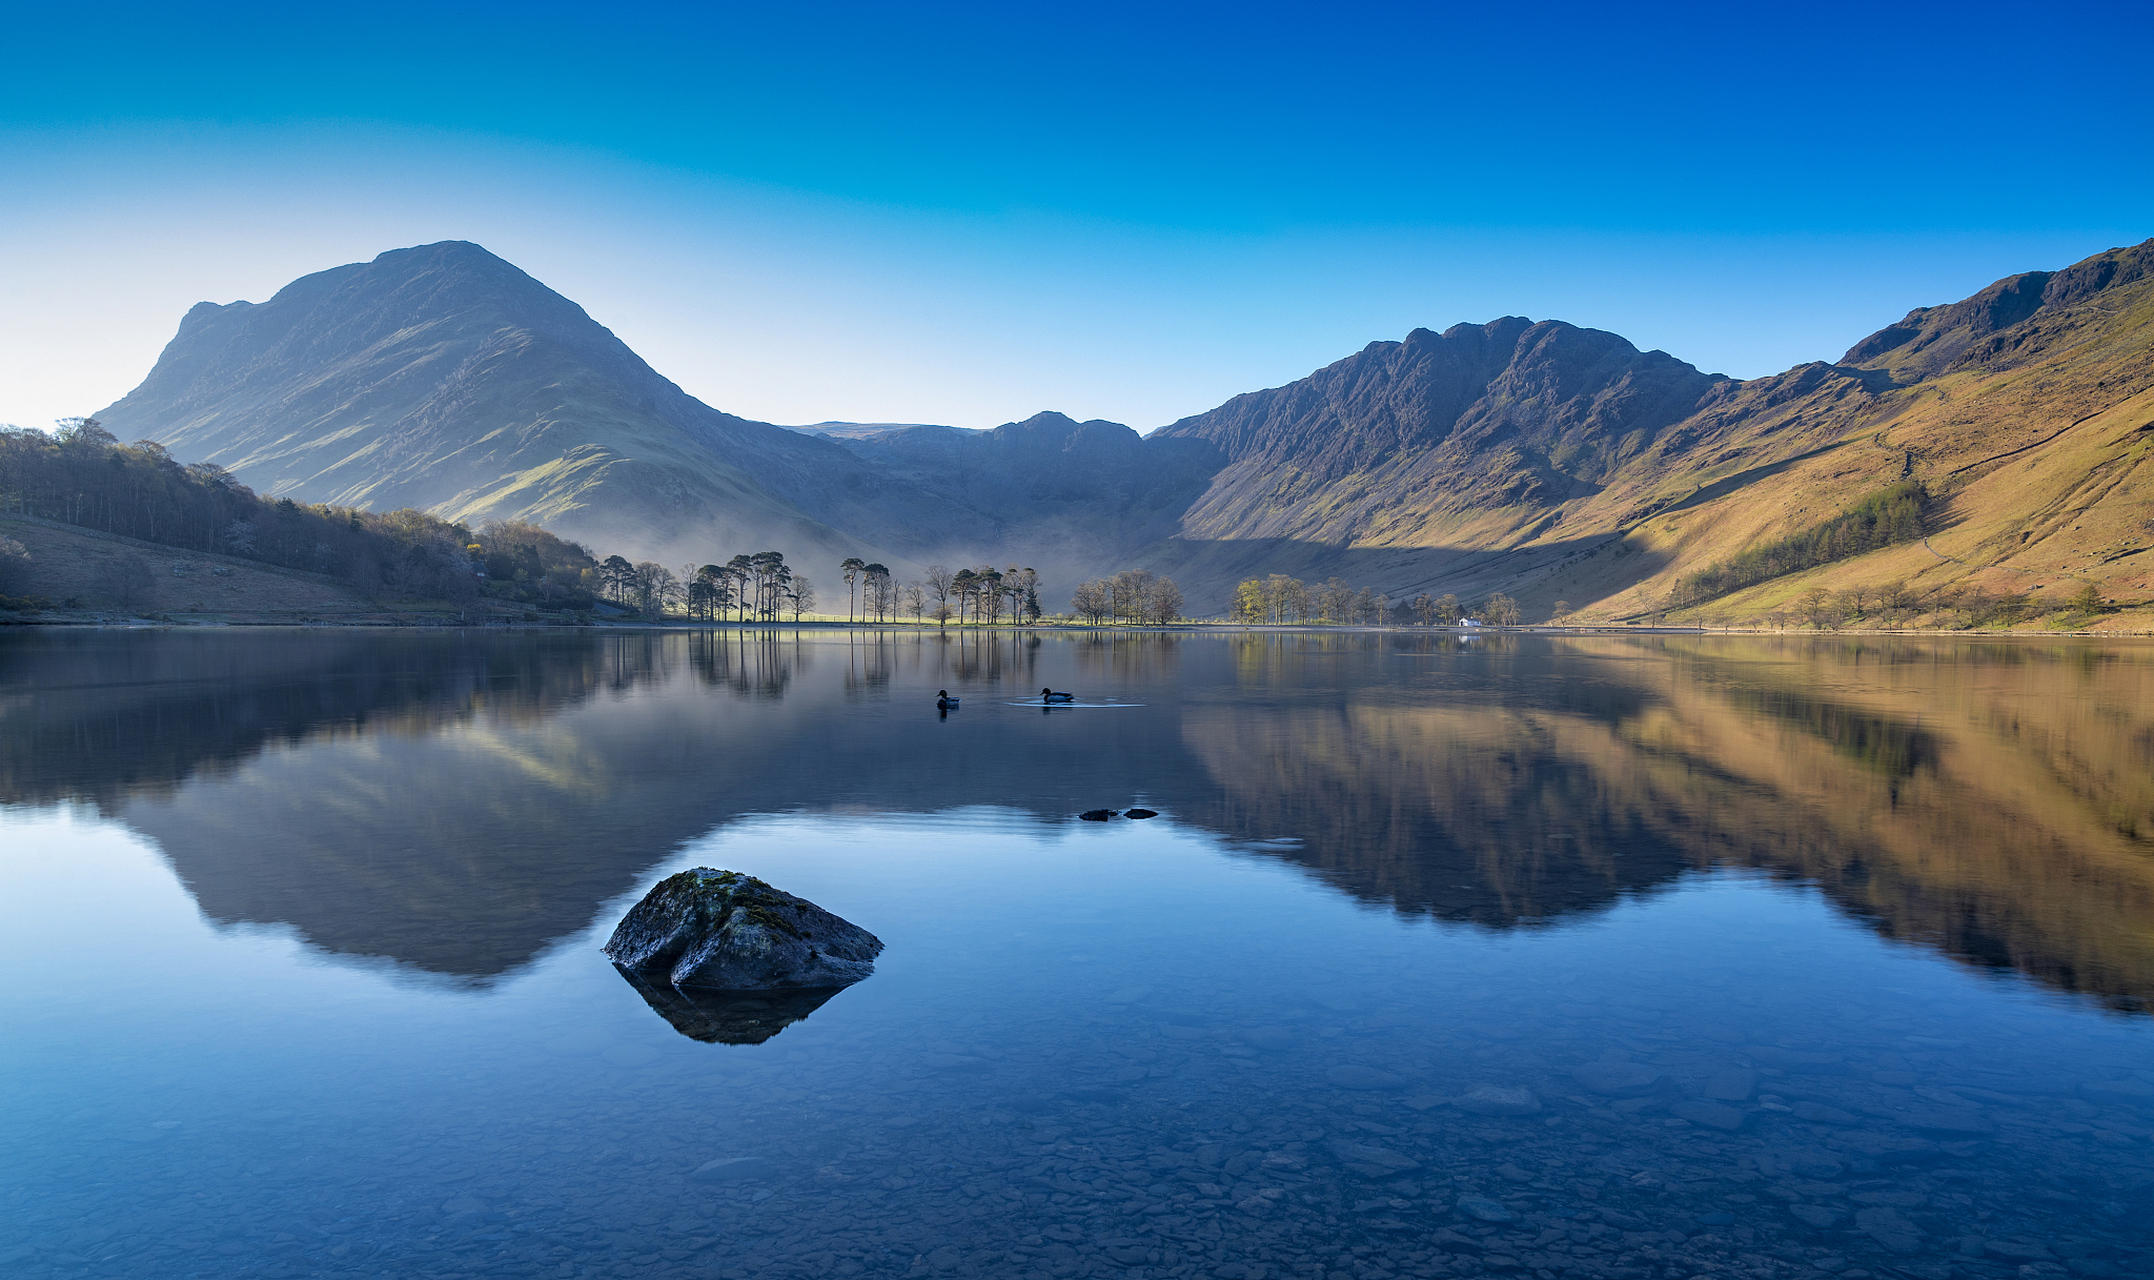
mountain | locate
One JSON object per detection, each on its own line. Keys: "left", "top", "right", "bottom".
{"left": 1121, "top": 239, "right": 2154, "bottom": 621}
{"left": 91, "top": 241, "right": 978, "bottom": 572}
{"left": 92, "top": 237, "right": 2154, "bottom": 623}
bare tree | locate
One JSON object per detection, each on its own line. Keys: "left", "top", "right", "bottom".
{"left": 789, "top": 574, "right": 815, "bottom": 621}
{"left": 1145, "top": 577, "right": 1184, "bottom": 624}
{"left": 93, "top": 553, "right": 156, "bottom": 612}
{"left": 1070, "top": 579, "right": 1110, "bottom": 623}
{"left": 925, "top": 564, "right": 952, "bottom": 621}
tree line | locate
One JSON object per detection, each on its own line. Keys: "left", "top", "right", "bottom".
{"left": 1228, "top": 573, "right": 1524, "bottom": 626}
{"left": 1068, "top": 569, "right": 1183, "bottom": 624}
{"left": 0, "top": 419, "right": 519, "bottom": 606}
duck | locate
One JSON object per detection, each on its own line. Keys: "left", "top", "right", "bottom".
{"left": 936, "top": 689, "right": 960, "bottom": 708}
{"left": 1041, "top": 687, "right": 1075, "bottom": 703}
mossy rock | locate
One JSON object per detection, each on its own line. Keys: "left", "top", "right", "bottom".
{"left": 604, "top": 868, "right": 883, "bottom": 992}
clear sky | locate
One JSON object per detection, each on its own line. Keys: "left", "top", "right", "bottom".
{"left": 2, "top": 1, "right": 2147, "bottom": 434}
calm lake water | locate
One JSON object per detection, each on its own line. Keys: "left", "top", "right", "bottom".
{"left": 2, "top": 628, "right": 2151, "bottom": 1280}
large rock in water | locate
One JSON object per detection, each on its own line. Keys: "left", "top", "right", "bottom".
{"left": 605, "top": 869, "right": 883, "bottom": 991}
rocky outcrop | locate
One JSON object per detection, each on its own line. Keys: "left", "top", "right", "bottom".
{"left": 604, "top": 868, "right": 883, "bottom": 992}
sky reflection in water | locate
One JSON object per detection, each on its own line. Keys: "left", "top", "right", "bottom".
{"left": 0, "top": 629, "right": 2150, "bottom": 1280}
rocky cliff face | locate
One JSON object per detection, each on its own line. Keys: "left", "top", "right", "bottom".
{"left": 1152, "top": 318, "right": 1729, "bottom": 549}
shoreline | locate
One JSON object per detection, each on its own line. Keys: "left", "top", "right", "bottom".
{"left": 5, "top": 613, "right": 2150, "bottom": 639}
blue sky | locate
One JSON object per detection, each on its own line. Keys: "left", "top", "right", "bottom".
{"left": 3, "top": 1, "right": 2147, "bottom": 433}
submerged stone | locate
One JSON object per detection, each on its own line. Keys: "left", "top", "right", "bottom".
{"left": 1573, "top": 1061, "right": 1667, "bottom": 1096}
{"left": 1079, "top": 809, "right": 1120, "bottom": 821}
{"left": 605, "top": 868, "right": 883, "bottom": 993}
{"left": 1454, "top": 1085, "right": 1541, "bottom": 1116}
{"left": 690, "top": 1156, "right": 775, "bottom": 1182}
{"left": 1455, "top": 1195, "right": 1515, "bottom": 1223}
{"left": 1327, "top": 1064, "right": 1406, "bottom": 1090}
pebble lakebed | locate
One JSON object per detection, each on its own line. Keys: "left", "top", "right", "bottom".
{"left": 9, "top": 970, "right": 2148, "bottom": 1280}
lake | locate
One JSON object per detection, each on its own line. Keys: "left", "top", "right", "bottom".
{"left": 1, "top": 627, "right": 2150, "bottom": 1280}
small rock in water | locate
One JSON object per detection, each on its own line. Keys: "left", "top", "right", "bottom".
{"left": 1792, "top": 1101, "right": 1860, "bottom": 1126}
{"left": 1122, "top": 808, "right": 1159, "bottom": 819}
{"left": 1702, "top": 1068, "right": 1759, "bottom": 1101}
{"left": 1079, "top": 809, "right": 1120, "bottom": 821}
{"left": 1456, "top": 1195, "right": 1515, "bottom": 1223}
{"left": 1325, "top": 1138, "right": 1421, "bottom": 1177}
{"left": 1572, "top": 1061, "right": 1666, "bottom": 1096}
{"left": 605, "top": 869, "right": 883, "bottom": 992}
{"left": 1983, "top": 1240, "right": 2054, "bottom": 1262}
{"left": 1855, "top": 1206, "right": 1924, "bottom": 1252}
{"left": 1669, "top": 1099, "right": 1746, "bottom": 1131}
{"left": 691, "top": 1156, "right": 775, "bottom": 1182}
{"left": 1454, "top": 1085, "right": 1541, "bottom": 1116}
{"left": 1901, "top": 1107, "right": 1994, "bottom": 1136}
{"left": 1327, "top": 1064, "right": 1405, "bottom": 1090}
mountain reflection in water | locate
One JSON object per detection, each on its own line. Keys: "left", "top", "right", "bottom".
{"left": 1, "top": 628, "right": 2148, "bottom": 1008}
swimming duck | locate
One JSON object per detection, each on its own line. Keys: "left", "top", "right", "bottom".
{"left": 1041, "top": 687, "right": 1075, "bottom": 702}
{"left": 936, "top": 689, "right": 960, "bottom": 708}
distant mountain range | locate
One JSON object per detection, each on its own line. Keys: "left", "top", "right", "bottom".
{"left": 94, "top": 237, "right": 2154, "bottom": 618}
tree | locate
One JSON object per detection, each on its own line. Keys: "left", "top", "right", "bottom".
{"left": 92, "top": 552, "right": 156, "bottom": 612}
{"left": 633, "top": 562, "right": 679, "bottom": 617}
{"left": 1550, "top": 600, "right": 1572, "bottom": 623}
{"left": 1435, "top": 594, "right": 1460, "bottom": 625}
{"left": 925, "top": 564, "right": 952, "bottom": 621}
{"left": 749, "top": 551, "right": 789, "bottom": 620}
{"left": 952, "top": 568, "right": 977, "bottom": 624}
{"left": 863, "top": 564, "right": 891, "bottom": 621}
{"left": 1144, "top": 577, "right": 1184, "bottom": 624}
{"left": 1798, "top": 586, "right": 1836, "bottom": 629}
{"left": 789, "top": 574, "right": 815, "bottom": 621}
{"left": 0, "top": 535, "right": 29, "bottom": 596}
{"left": 1070, "top": 579, "right": 1110, "bottom": 623}
{"left": 839, "top": 557, "right": 865, "bottom": 623}
{"left": 902, "top": 580, "right": 926, "bottom": 621}
{"left": 600, "top": 555, "right": 637, "bottom": 604}
{"left": 1412, "top": 593, "right": 1435, "bottom": 626}
{"left": 1274, "top": 575, "right": 1309, "bottom": 624}
{"left": 2069, "top": 582, "right": 2103, "bottom": 614}
{"left": 1483, "top": 593, "right": 1521, "bottom": 627}
{"left": 1012, "top": 567, "right": 1041, "bottom": 623}
{"left": 725, "top": 555, "right": 754, "bottom": 622}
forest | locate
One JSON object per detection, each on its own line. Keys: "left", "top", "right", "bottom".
{"left": 0, "top": 420, "right": 497, "bottom": 604}
{"left": 1670, "top": 479, "right": 1930, "bottom": 607}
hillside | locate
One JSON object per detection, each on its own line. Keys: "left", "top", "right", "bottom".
{"left": 0, "top": 513, "right": 379, "bottom": 619}
{"left": 1562, "top": 239, "right": 2154, "bottom": 627}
